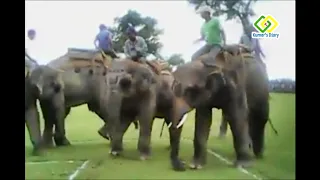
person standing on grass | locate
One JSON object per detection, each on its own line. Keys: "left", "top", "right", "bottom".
{"left": 123, "top": 26, "right": 148, "bottom": 62}
{"left": 191, "top": 5, "right": 226, "bottom": 61}
{"left": 94, "top": 24, "right": 118, "bottom": 58}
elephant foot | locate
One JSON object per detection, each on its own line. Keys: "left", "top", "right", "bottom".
{"left": 109, "top": 149, "right": 122, "bottom": 157}
{"left": 254, "top": 153, "right": 264, "bottom": 159}
{"left": 189, "top": 159, "right": 204, "bottom": 170}
{"left": 54, "top": 135, "right": 71, "bottom": 147}
{"left": 139, "top": 153, "right": 151, "bottom": 161}
{"left": 218, "top": 132, "right": 226, "bottom": 139}
{"left": 234, "top": 159, "right": 252, "bottom": 168}
{"left": 41, "top": 137, "right": 54, "bottom": 148}
{"left": 171, "top": 158, "right": 186, "bottom": 171}
{"left": 98, "top": 129, "right": 110, "bottom": 140}
{"left": 31, "top": 147, "right": 43, "bottom": 156}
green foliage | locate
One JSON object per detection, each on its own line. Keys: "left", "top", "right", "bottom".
{"left": 187, "top": 0, "right": 258, "bottom": 32}
{"left": 167, "top": 54, "right": 185, "bottom": 66}
{"left": 110, "top": 10, "right": 164, "bottom": 55}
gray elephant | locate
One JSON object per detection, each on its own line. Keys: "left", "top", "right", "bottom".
{"left": 170, "top": 44, "right": 270, "bottom": 170}
{"left": 104, "top": 60, "right": 190, "bottom": 168}
{"left": 25, "top": 58, "right": 42, "bottom": 155}
{"left": 28, "top": 49, "right": 116, "bottom": 148}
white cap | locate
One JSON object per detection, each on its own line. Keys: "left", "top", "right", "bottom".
{"left": 196, "top": 5, "right": 213, "bottom": 14}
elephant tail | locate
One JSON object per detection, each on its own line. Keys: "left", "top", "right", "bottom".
{"left": 159, "top": 120, "right": 166, "bottom": 138}
{"left": 268, "top": 118, "right": 278, "bottom": 135}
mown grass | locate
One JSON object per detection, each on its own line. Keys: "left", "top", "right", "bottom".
{"left": 25, "top": 93, "right": 295, "bottom": 179}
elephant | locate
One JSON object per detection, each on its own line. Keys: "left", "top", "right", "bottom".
{"left": 28, "top": 49, "right": 117, "bottom": 148}
{"left": 25, "top": 58, "right": 42, "bottom": 155}
{"left": 170, "top": 44, "right": 270, "bottom": 170}
{"left": 104, "top": 60, "right": 190, "bottom": 169}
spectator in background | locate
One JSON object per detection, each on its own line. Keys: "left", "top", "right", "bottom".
{"left": 94, "top": 24, "right": 118, "bottom": 58}
{"left": 123, "top": 26, "right": 148, "bottom": 62}
{"left": 25, "top": 29, "right": 38, "bottom": 64}
{"left": 240, "top": 25, "right": 266, "bottom": 64}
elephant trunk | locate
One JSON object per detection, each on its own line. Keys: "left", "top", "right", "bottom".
{"left": 119, "top": 74, "right": 132, "bottom": 92}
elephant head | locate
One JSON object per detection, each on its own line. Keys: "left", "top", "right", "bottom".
{"left": 171, "top": 58, "right": 229, "bottom": 128}
{"left": 29, "top": 65, "right": 64, "bottom": 99}
{"left": 115, "top": 61, "right": 157, "bottom": 97}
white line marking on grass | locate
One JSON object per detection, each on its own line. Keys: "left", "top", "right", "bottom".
{"left": 206, "top": 149, "right": 262, "bottom": 180}
{"left": 181, "top": 113, "right": 263, "bottom": 180}
{"left": 68, "top": 160, "right": 89, "bottom": 180}
{"left": 25, "top": 160, "right": 77, "bottom": 165}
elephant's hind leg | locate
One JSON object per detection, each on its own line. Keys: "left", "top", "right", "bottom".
{"left": 249, "top": 101, "right": 269, "bottom": 159}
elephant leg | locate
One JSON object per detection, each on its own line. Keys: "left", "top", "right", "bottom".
{"left": 190, "top": 107, "right": 212, "bottom": 170}
{"left": 52, "top": 95, "right": 70, "bottom": 146}
{"left": 226, "top": 104, "right": 252, "bottom": 167}
{"left": 168, "top": 118, "right": 185, "bottom": 171}
{"left": 25, "top": 103, "right": 42, "bottom": 155}
{"left": 110, "top": 115, "right": 133, "bottom": 156}
{"left": 40, "top": 100, "right": 54, "bottom": 148}
{"left": 137, "top": 111, "right": 155, "bottom": 160}
{"left": 249, "top": 102, "right": 269, "bottom": 159}
{"left": 219, "top": 111, "right": 228, "bottom": 138}
{"left": 98, "top": 123, "right": 110, "bottom": 140}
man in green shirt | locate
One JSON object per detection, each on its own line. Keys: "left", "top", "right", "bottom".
{"left": 192, "top": 6, "right": 226, "bottom": 61}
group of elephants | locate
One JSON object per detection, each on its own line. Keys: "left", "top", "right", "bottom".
{"left": 25, "top": 44, "right": 270, "bottom": 171}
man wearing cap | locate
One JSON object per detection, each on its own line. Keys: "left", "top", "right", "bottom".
{"left": 94, "top": 24, "right": 118, "bottom": 58}
{"left": 192, "top": 5, "right": 226, "bottom": 61}
{"left": 123, "top": 26, "right": 148, "bottom": 62}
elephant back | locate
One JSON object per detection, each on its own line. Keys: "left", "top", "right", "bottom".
{"left": 47, "top": 48, "right": 112, "bottom": 72}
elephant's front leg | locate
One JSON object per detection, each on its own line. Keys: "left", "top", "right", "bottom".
{"left": 40, "top": 100, "right": 54, "bottom": 148}
{"left": 137, "top": 104, "right": 155, "bottom": 160}
{"left": 25, "top": 103, "right": 42, "bottom": 155}
{"left": 168, "top": 122, "right": 184, "bottom": 171}
{"left": 110, "top": 115, "right": 133, "bottom": 156}
{"left": 190, "top": 107, "right": 212, "bottom": 170}
{"left": 226, "top": 103, "right": 252, "bottom": 167}
{"left": 52, "top": 94, "right": 70, "bottom": 146}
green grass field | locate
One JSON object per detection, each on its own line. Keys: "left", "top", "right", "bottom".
{"left": 25, "top": 93, "right": 295, "bottom": 179}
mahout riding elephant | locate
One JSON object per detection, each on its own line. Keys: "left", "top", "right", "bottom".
{"left": 170, "top": 44, "right": 270, "bottom": 170}
{"left": 28, "top": 48, "right": 119, "bottom": 148}
{"left": 25, "top": 58, "right": 42, "bottom": 155}
{"left": 104, "top": 60, "right": 190, "bottom": 169}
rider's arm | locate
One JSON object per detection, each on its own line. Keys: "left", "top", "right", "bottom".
{"left": 94, "top": 35, "right": 99, "bottom": 49}
{"left": 136, "top": 37, "right": 148, "bottom": 54}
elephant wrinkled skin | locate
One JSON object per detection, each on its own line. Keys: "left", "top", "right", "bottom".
{"left": 105, "top": 60, "right": 190, "bottom": 171}
{"left": 171, "top": 44, "right": 270, "bottom": 170}
{"left": 28, "top": 51, "right": 113, "bottom": 148}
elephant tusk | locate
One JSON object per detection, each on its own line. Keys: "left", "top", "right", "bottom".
{"left": 167, "top": 122, "right": 172, "bottom": 128}
{"left": 176, "top": 114, "right": 188, "bottom": 128}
